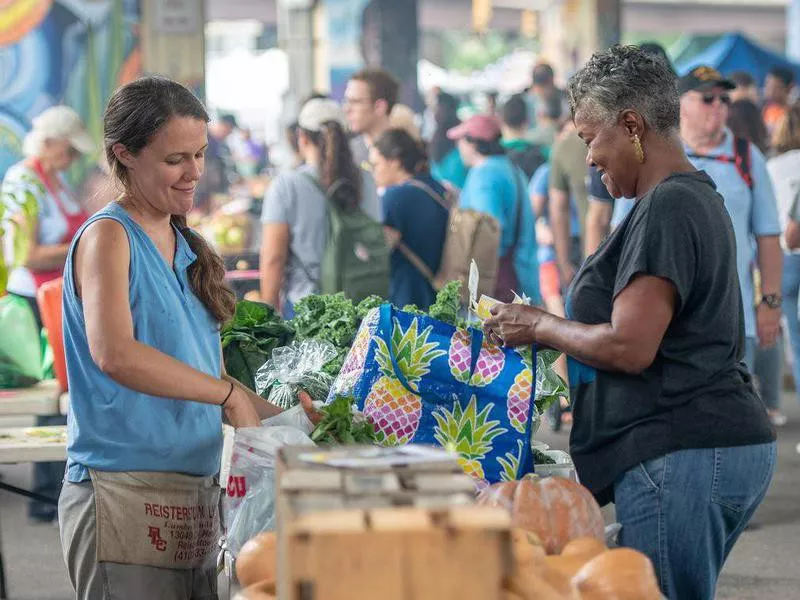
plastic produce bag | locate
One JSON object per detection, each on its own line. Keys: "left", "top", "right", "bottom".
{"left": 0, "top": 294, "right": 43, "bottom": 386}
{"left": 254, "top": 339, "right": 337, "bottom": 409}
{"left": 223, "top": 420, "right": 314, "bottom": 556}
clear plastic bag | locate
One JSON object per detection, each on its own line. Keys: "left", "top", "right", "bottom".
{"left": 222, "top": 424, "right": 315, "bottom": 556}
{"left": 255, "top": 339, "right": 337, "bottom": 409}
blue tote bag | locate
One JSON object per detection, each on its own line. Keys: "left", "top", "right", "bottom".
{"left": 328, "top": 304, "right": 537, "bottom": 485}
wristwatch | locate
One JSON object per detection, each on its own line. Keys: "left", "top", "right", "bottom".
{"left": 761, "top": 293, "right": 783, "bottom": 309}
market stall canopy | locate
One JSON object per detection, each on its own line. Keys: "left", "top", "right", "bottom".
{"left": 676, "top": 33, "right": 800, "bottom": 86}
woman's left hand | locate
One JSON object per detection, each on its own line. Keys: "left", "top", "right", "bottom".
{"left": 484, "top": 303, "right": 549, "bottom": 347}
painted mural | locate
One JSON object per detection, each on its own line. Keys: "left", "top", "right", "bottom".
{"left": 0, "top": 0, "right": 142, "bottom": 184}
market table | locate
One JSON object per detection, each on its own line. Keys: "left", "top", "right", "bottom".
{"left": 0, "top": 425, "right": 66, "bottom": 598}
{"left": 0, "top": 380, "right": 63, "bottom": 417}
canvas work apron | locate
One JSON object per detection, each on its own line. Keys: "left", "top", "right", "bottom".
{"left": 88, "top": 469, "right": 220, "bottom": 569}
{"left": 29, "top": 158, "right": 88, "bottom": 288}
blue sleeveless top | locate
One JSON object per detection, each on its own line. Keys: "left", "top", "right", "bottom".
{"left": 63, "top": 202, "right": 223, "bottom": 483}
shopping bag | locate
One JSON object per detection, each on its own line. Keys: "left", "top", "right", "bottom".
{"left": 328, "top": 304, "right": 537, "bottom": 485}
{"left": 0, "top": 294, "right": 43, "bottom": 387}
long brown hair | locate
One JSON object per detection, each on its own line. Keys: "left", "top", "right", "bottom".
{"left": 103, "top": 76, "right": 235, "bottom": 323}
{"left": 302, "top": 120, "right": 362, "bottom": 211}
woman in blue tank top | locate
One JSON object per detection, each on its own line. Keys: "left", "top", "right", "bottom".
{"left": 58, "top": 77, "right": 316, "bottom": 599}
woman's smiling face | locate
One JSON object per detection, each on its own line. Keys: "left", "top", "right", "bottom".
{"left": 574, "top": 107, "right": 642, "bottom": 200}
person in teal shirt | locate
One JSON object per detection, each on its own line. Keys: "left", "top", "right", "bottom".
{"left": 429, "top": 91, "right": 468, "bottom": 190}
{"left": 447, "top": 115, "right": 540, "bottom": 303}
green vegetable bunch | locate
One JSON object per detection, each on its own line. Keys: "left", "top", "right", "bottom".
{"left": 291, "top": 293, "right": 385, "bottom": 377}
{"left": 310, "top": 396, "right": 377, "bottom": 444}
{"left": 221, "top": 301, "right": 295, "bottom": 394}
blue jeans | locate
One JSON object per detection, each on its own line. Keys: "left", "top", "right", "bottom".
{"left": 614, "top": 442, "right": 776, "bottom": 600}
{"left": 782, "top": 253, "right": 800, "bottom": 403}
{"left": 743, "top": 336, "right": 783, "bottom": 411}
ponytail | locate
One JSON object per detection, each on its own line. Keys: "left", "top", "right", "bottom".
{"left": 307, "top": 121, "right": 362, "bottom": 212}
{"left": 373, "top": 128, "right": 430, "bottom": 177}
{"left": 170, "top": 214, "right": 236, "bottom": 323}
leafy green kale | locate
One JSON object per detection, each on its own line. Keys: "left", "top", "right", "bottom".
{"left": 310, "top": 396, "right": 377, "bottom": 444}
{"left": 356, "top": 295, "right": 384, "bottom": 321}
{"left": 221, "top": 301, "right": 295, "bottom": 394}
{"left": 428, "top": 280, "right": 462, "bottom": 326}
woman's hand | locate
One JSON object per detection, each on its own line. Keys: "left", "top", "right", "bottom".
{"left": 298, "top": 390, "right": 323, "bottom": 427}
{"left": 484, "top": 303, "right": 550, "bottom": 347}
{"left": 223, "top": 385, "right": 262, "bottom": 428}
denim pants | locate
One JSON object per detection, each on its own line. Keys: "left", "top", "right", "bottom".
{"left": 743, "top": 337, "right": 782, "bottom": 411}
{"left": 614, "top": 442, "right": 776, "bottom": 600}
{"left": 782, "top": 253, "right": 800, "bottom": 402}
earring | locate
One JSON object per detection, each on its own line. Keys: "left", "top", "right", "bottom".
{"left": 632, "top": 134, "right": 645, "bottom": 164}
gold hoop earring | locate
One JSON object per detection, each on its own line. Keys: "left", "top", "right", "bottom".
{"left": 633, "top": 134, "right": 645, "bottom": 164}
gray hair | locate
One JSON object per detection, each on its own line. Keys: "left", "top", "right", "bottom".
{"left": 567, "top": 45, "right": 679, "bottom": 134}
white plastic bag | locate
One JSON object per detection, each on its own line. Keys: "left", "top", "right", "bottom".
{"left": 254, "top": 339, "right": 337, "bottom": 409}
{"left": 222, "top": 423, "right": 314, "bottom": 555}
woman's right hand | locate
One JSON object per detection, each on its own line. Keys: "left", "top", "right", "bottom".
{"left": 223, "top": 385, "right": 262, "bottom": 428}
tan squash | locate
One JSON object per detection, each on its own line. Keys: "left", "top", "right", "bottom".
{"left": 235, "top": 579, "right": 276, "bottom": 600}
{"left": 235, "top": 532, "right": 277, "bottom": 588}
{"left": 511, "top": 527, "right": 546, "bottom": 568}
{"left": 544, "top": 536, "right": 608, "bottom": 579}
{"left": 572, "top": 548, "right": 662, "bottom": 600}
{"left": 477, "top": 475, "right": 605, "bottom": 554}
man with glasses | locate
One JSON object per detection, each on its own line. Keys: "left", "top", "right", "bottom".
{"left": 343, "top": 68, "right": 400, "bottom": 221}
{"left": 680, "top": 66, "right": 783, "bottom": 372}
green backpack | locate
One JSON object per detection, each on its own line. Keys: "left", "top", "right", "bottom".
{"left": 302, "top": 175, "right": 390, "bottom": 302}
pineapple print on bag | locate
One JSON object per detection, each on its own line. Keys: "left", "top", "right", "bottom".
{"left": 448, "top": 329, "right": 472, "bottom": 383}
{"left": 470, "top": 338, "right": 505, "bottom": 387}
{"left": 334, "top": 308, "right": 380, "bottom": 395}
{"left": 507, "top": 367, "right": 532, "bottom": 434}
{"left": 364, "top": 317, "right": 446, "bottom": 445}
{"left": 433, "top": 395, "right": 507, "bottom": 481}
{"left": 497, "top": 439, "right": 525, "bottom": 482}
{"left": 449, "top": 330, "right": 506, "bottom": 387}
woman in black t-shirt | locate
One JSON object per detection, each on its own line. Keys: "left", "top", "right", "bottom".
{"left": 485, "top": 46, "right": 776, "bottom": 600}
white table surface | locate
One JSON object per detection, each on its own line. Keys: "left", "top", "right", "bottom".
{"left": 0, "top": 380, "right": 62, "bottom": 417}
{"left": 0, "top": 426, "right": 66, "bottom": 464}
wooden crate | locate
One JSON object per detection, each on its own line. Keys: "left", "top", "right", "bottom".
{"left": 275, "top": 446, "right": 513, "bottom": 600}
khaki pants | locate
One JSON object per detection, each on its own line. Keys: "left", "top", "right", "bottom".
{"left": 58, "top": 480, "right": 218, "bottom": 600}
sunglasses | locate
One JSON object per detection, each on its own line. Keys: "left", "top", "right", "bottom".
{"left": 701, "top": 93, "right": 731, "bottom": 106}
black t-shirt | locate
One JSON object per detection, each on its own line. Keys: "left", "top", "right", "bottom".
{"left": 566, "top": 171, "right": 774, "bottom": 506}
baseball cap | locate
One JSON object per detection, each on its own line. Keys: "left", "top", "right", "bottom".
{"left": 446, "top": 115, "right": 501, "bottom": 142}
{"left": 677, "top": 66, "right": 736, "bottom": 95}
{"left": 31, "top": 106, "right": 94, "bottom": 155}
{"left": 298, "top": 98, "right": 346, "bottom": 132}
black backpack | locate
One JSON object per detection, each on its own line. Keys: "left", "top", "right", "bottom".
{"left": 508, "top": 143, "right": 547, "bottom": 181}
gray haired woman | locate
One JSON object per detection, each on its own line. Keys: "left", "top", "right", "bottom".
{"left": 485, "top": 45, "right": 776, "bottom": 599}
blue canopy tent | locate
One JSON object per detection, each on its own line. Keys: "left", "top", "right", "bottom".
{"left": 676, "top": 33, "right": 800, "bottom": 86}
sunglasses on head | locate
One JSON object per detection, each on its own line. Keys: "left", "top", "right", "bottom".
{"left": 701, "top": 93, "right": 731, "bottom": 106}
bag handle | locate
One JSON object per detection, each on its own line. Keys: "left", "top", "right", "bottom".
{"left": 377, "top": 304, "right": 483, "bottom": 395}
{"left": 395, "top": 240, "right": 438, "bottom": 288}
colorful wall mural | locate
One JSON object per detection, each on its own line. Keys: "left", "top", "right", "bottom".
{"left": 0, "top": 0, "right": 142, "bottom": 184}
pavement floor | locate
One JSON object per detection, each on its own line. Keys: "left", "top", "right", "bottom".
{"left": 0, "top": 397, "right": 797, "bottom": 599}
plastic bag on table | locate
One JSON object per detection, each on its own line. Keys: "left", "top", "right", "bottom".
{"left": 254, "top": 339, "right": 337, "bottom": 409}
{"left": 222, "top": 418, "right": 315, "bottom": 555}
{"left": 0, "top": 294, "right": 43, "bottom": 386}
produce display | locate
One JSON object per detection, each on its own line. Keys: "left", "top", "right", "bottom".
{"left": 222, "top": 302, "right": 295, "bottom": 395}
{"left": 505, "top": 528, "right": 663, "bottom": 600}
{"left": 231, "top": 481, "right": 662, "bottom": 600}
{"left": 477, "top": 475, "right": 606, "bottom": 555}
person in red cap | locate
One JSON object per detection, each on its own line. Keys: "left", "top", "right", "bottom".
{"left": 447, "top": 115, "right": 539, "bottom": 303}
